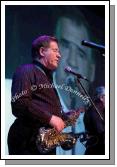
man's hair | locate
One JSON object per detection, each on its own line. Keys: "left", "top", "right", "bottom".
{"left": 54, "top": 6, "right": 95, "bottom": 64}
{"left": 54, "top": 6, "right": 92, "bottom": 39}
{"left": 94, "top": 86, "right": 105, "bottom": 100}
{"left": 32, "top": 35, "right": 58, "bottom": 59}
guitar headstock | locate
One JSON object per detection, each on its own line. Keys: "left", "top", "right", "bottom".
{"left": 76, "top": 107, "right": 85, "bottom": 113}
{"left": 64, "top": 107, "right": 86, "bottom": 127}
{"left": 68, "top": 107, "right": 85, "bottom": 117}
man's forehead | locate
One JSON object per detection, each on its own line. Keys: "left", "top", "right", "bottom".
{"left": 49, "top": 41, "right": 58, "bottom": 48}
{"left": 57, "top": 17, "right": 90, "bottom": 50}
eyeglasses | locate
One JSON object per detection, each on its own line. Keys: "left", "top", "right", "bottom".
{"left": 48, "top": 48, "right": 61, "bottom": 54}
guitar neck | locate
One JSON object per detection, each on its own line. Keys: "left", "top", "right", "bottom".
{"left": 68, "top": 132, "right": 88, "bottom": 139}
{"left": 51, "top": 108, "right": 84, "bottom": 134}
{"left": 64, "top": 110, "right": 81, "bottom": 127}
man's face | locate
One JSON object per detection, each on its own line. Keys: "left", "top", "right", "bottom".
{"left": 55, "top": 17, "right": 95, "bottom": 109}
{"left": 100, "top": 95, "right": 105, "bottom": 107}
{"left": 41, "top": 41, "right": 61, "bottom": 70}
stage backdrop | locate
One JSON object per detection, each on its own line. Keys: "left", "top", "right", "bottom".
{"left": 5, "top": 5, "right": 105, "bottom": 155}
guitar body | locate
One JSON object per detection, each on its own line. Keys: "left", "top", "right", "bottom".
{"left": 35, "top": 108, "right": 85, "bottom": 154}
{"left": 36, "top": 127, "right": 76, "bottom": 154}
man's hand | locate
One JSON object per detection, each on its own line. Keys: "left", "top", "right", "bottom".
{"left": 49, "top": 115, "right": 65, "bottom": 133}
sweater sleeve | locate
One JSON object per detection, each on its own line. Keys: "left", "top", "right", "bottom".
{"left": 11, "top": 65, "right": 52, "bottom": 125}
{"left": 84, "top": 107, "right": 104, "bottom": 135}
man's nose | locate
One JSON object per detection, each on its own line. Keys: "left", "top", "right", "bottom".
{"left": 67, "top": 44, "right": 78, "bottom": 69}
{"left": 57, "top": 52, "right": 61, "bottom": 58}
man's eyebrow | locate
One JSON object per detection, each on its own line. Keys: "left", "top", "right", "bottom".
{"left": 78, "top": 46, "right": 86, "bottom": 56}
{"left": 52, "top": 48, "right": 60, "bottom": 51}
{"left": 69, "top": 39, "right": 87, "bottom": 56}
{"left": 60, "top": 37, "right": 87, "bottom": 55}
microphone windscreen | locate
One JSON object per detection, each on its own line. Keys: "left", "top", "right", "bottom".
{"left": 64, "top": 66, "right": 71, "bottom": 72}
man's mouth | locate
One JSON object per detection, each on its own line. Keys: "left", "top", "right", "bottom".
{"left": 56, "top": 59, "right": 59, "bottom": 63}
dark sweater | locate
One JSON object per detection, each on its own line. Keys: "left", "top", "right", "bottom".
{"left": 83, "top": 100, "right": 105, "bottom": 155}
{"left": 8, "top": 60, "right": 63, "bottom": 155}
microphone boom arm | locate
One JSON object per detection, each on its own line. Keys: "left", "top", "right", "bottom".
{"left": 76, "top": 77, "right": 104, "bottom": 121}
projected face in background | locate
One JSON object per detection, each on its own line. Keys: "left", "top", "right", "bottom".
{"left": 54, "top": 16, "right": 96, "bottom": 109}
{"left": 5, "top": 5, "right": 105, "bottom": 155}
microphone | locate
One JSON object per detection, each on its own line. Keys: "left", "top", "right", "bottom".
{"left": 65, "top": 75, "right": 76, "bottom": 87}
{"left": 82, "top": 40, "right": 105, "bottom": 52}
{"left": 64, "top": 66, "right": 89, "bottom": 82}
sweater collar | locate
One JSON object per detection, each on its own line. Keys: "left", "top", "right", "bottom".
{"left": 33, "top": 59, "right": 54, "bottom": 80}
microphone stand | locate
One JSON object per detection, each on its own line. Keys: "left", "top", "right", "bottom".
{"left": 76, "top": 78, "right": 104, "bottom": 121}
{"left": 67, "top": 78, "right": 77, "bottom": 155}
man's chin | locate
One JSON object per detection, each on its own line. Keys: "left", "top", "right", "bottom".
{"left": 49, "top": 64, "right": 58, "bottom": 70}
{"left": 54, "top": 63, "right": 61, "bottom": 70}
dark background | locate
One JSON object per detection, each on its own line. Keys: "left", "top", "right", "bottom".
{"left": 5, "top": 5, "right": 105, "bottom": 88}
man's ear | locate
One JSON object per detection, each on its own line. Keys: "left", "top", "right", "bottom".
{"left": 89, "top": 63, "right": 96, "bottom": 82}
{"left": 39, "top": 47, "right": 46, "bottom": 57}
{"left": 99, "top": 95, "right": 103, "bottom": 102}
